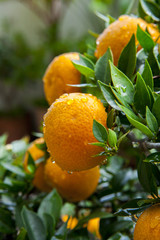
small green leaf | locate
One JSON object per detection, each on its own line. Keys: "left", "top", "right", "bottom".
{"left": 138, "top": 160, "right": 158, "bottom": 196}
{"left": 136, "top": 25, "right": 155, "bottom": 52}
{"left": 142, "top": 60, "right": 153, "bottom": 89}
{"left": 22, "top": 206, "right": 46, "bottom": 240}
{"left": 72, "top": 54, "right": 95, "bottom": 78}
{"left": 118, "top": 34, "right": 136, "bottom": 78}
{"left": 90, "top": 142, "right": 106, "bottom": 147}
{"left": 147, "top": 45, "right": 160, "bottom": 76}
{"left": 139, "top": 0, "right": 160, "bottom": 22}
{"left": 27, "top": 153, "right": 36, "bottom": 173}
{"left": 108, "top": 129, "right": 117, "bottom": 148}
{"left": 0, "top": 162, "right": 26, "bottom": 177}
{"left": 38, "top": 189, "right": 62, "bottom": 224}
{"left": 111, "top": 88, "right": 132, "bottom": 109}
{"left": 35, "top": 142, "right": 47, "bottom": 151}
{"left": 117, "top": 103, "right": 155, "bottom": 138}
{"left": 107, "top": 109, "right": 115, "bottom": 129}
{"left": 110, "top": 61, "right": 134, "bottom": 104}
{"left": 152, "top": 95, "right": 160, "bottom": 126}
{"left": 95, "top": 48, "right": 113, "bottom": 84}
{"left": 146, "top": 107, "right": 159, "bottom": 133}
{"left": 98, "top": 81, "right": 120, "bottom": 110}
{"left": 134, "top": 73, "right": 151, "bottom": 115}
{"left": 93, "top": 120, "right": 108, "bottom": 143}
{"left": 16, "top": 228, "right": 27, "bottom": 240}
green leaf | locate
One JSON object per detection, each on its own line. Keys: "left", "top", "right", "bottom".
{"left": 138, "top": 160, "right": 158, "bottom": 196}
{"left": 95, "top": 48, "right": 113, "bottom": 84}
{"left": 35, "top": 142, "right": 47, "bottom": 151}
{"left": 107, "top": 109, "right": 115, "bottom": 129}
{"left": 139, "top": 0, "right": 160, "bottom": 22}
{"left": 145, "top": 152, "right": 160, "bottom": 163}
{"left": 109, "top": 61, "right": 134, "bottom": 104}
{"left": 0, "top": 208, "right": 15, "bottom": 234}
{"left": 22, "top": 206, "right": 46, "bottom": 240}
{"left": 98, "top": 81, "right": 120, "bottom": 110}
{"left": 27, "top": 153, "right": 36, "bottom": 173}
{"left": 0, "top": 162, "right": 26, "bottom": 177}
{"left": 147, "top": 45, "right": 160, "bottom": 76}
{"left": 96, "top": 12, "right": 115, "bottom": 27}
{"left": 108, "top": 232, "right": 130, "bottom": 240}
{"left": 118, "top": 34, "right": 136, "bottom": 78}
{"left": 72, "top": 54, "right": 95, "bottom": 78}
{"left": 142, "top": 60, "right": 153, "bottom": 89}
{"left": 55, "top": 221, "right": 68, "bottom": 239}
{"left": 93, "top": 119, "right": 108, "bottom": 143}
{"left": 16, "top": 228, "right": 27, "bottom": 240}
{"left": 38, "top": 189, "right": 62, "bottom": 224}
{"left": 117, "top": 103, "right": 155, "bottom": 138}
{"left": 136, "top": 25, "right": 155, "bottom": 52}
{"left": 134, "top": 73, "right": 151, "bottom": 115}
{"left": 108, "top": 129, "right": 117, "bottom": 148}
{"left": 43, "top": 213, "right": 55, "bottom": 239}
{"left": 152, "top": 95, "right": 160, "bottom": 126}
{"left": 146, "top": 107, "right": 159, "bottom": 133}
{"left": 111, "top": 88, "right": 132, "bottom": 109}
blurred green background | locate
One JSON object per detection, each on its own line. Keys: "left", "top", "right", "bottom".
{"left": 0, "top": 0, "right": 136, "bottom": 142}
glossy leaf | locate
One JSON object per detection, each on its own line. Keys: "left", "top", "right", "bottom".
{"left": 72, "top": 54, "right": 95, "bottom": 78}
{"left": 152, "top": 95, "right": 160, "bottom": 126}
{"left": 22, "top": 206, "right": 46, "bottom": 240}
{"left": 118, "top": 103, "right": 155, "bottom": 138}
{"left": 38, "top": 189, "right": 62, "bottom": 224}
{"left": 108, "top": 129, "right": 117, "bottom": 148}
{"left": 93, "top": 119, "right": 108, "bottom": 143}
{"left": 142, "top": 60, "right": 153, "bottom": 89}
{"left": 107, "top": 109, "right": 115, "bottom": 129}
{"left": 98, "top": 81, "right": 120, "bottom": 110}
{"left": 134, "top": 73, "right": 151, "bottom": 115}
{"left": 138, "top": 160, "right": 158, "bottom": 196}
{"left": 95, "top": 48, "right": 113, "bottom": 84}
{"left": 118, "top": 34, "right": 136, "bottom": 78}
{"left": 140, "top": 0, "right": 160, "bottom": 22}
{"left": 147, "top": 45, "right": 160, "bottom": 76}
{"left": 136, "top": 25, "right": 155, "bottom": 52}
{"left": 110, "top": 61, "right": 134, "bottom": 104}
{"left": 146, "top": 107, "right": 159, "bottom": 133}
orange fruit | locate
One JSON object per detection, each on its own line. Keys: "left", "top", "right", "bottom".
{"left": 95, "top": 15, "right": 160, "bottom": 65}
{"left": 44, "top": 158, "right": 100, "bottom": 202}
{"left": 43, "top": 52, "right": 81, "bottom": 105}
{"left": 61, "top": 215, "right": 78, "bottom": 229}
{"left": 134, "top": 204, "right": 160, "bottom": 240}
{"left": 43, "top": 93, "right": 107, "bottom": 171}
{"left": 87, "top": 218, "right": 101, "bottom": 239}
{"left": 23, "top": 138, "right": 51, "bottom": 192}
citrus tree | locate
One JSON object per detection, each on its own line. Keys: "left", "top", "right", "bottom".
{"left": 0, "top": 0, "right": 160, "bottom": 239}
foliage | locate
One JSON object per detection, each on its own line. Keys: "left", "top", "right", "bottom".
{"left": 0, "top": 0, "right": 160, "bottom": 239}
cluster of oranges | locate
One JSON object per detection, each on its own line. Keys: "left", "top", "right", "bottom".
{"left": 23, "top": 15, "right": 160, "bottom": 239}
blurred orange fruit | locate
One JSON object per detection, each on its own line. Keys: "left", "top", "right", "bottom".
{"left": 43, "top": 52, "right": 81, "bottom": 105}
{"left": 87, "top": 218, "right": 101, "bottom": 239}
{"left": 95, "top": 15, "right": 160, "bottom": 65}
{"left": 134, "top": 204, "right": 160, "bottom": 240}
{"left": 44, "top": 158, "right": 100, "bottom": 202}
{"left": 43, "top": 93, "right": 107, "bottom": 171}
{"left": 61, "top": 215, "right": 78, "bottom": 229}
{"left": 23, "top": 138, "right": 51, "bottom": 192}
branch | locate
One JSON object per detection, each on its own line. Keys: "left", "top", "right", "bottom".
{"left": 144, "top": 142, "right": 160, "bottom": 151}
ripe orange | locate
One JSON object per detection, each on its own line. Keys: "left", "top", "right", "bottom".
{"left": 134, "top": 204, "right": 160, "bottom": 240}
{"left": 61, "top": 215, "right": 78, "bottom": 229}
{"left": 87, "top": 218, "right": 101, "bottom": 239}
{"left": 44, "top": 158, "right": 100, "bottom": 202}
{"left": 23, "top": 138, "right": 51, "bottom": 192}
{"left": 43, "top": 93, "right": 107, "bottom": 171}
{"left": 43, "top": 52, "right": 81, "bottom": 105}
{"left": 95, "top": 15, "right": 160, "bottom": 65}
